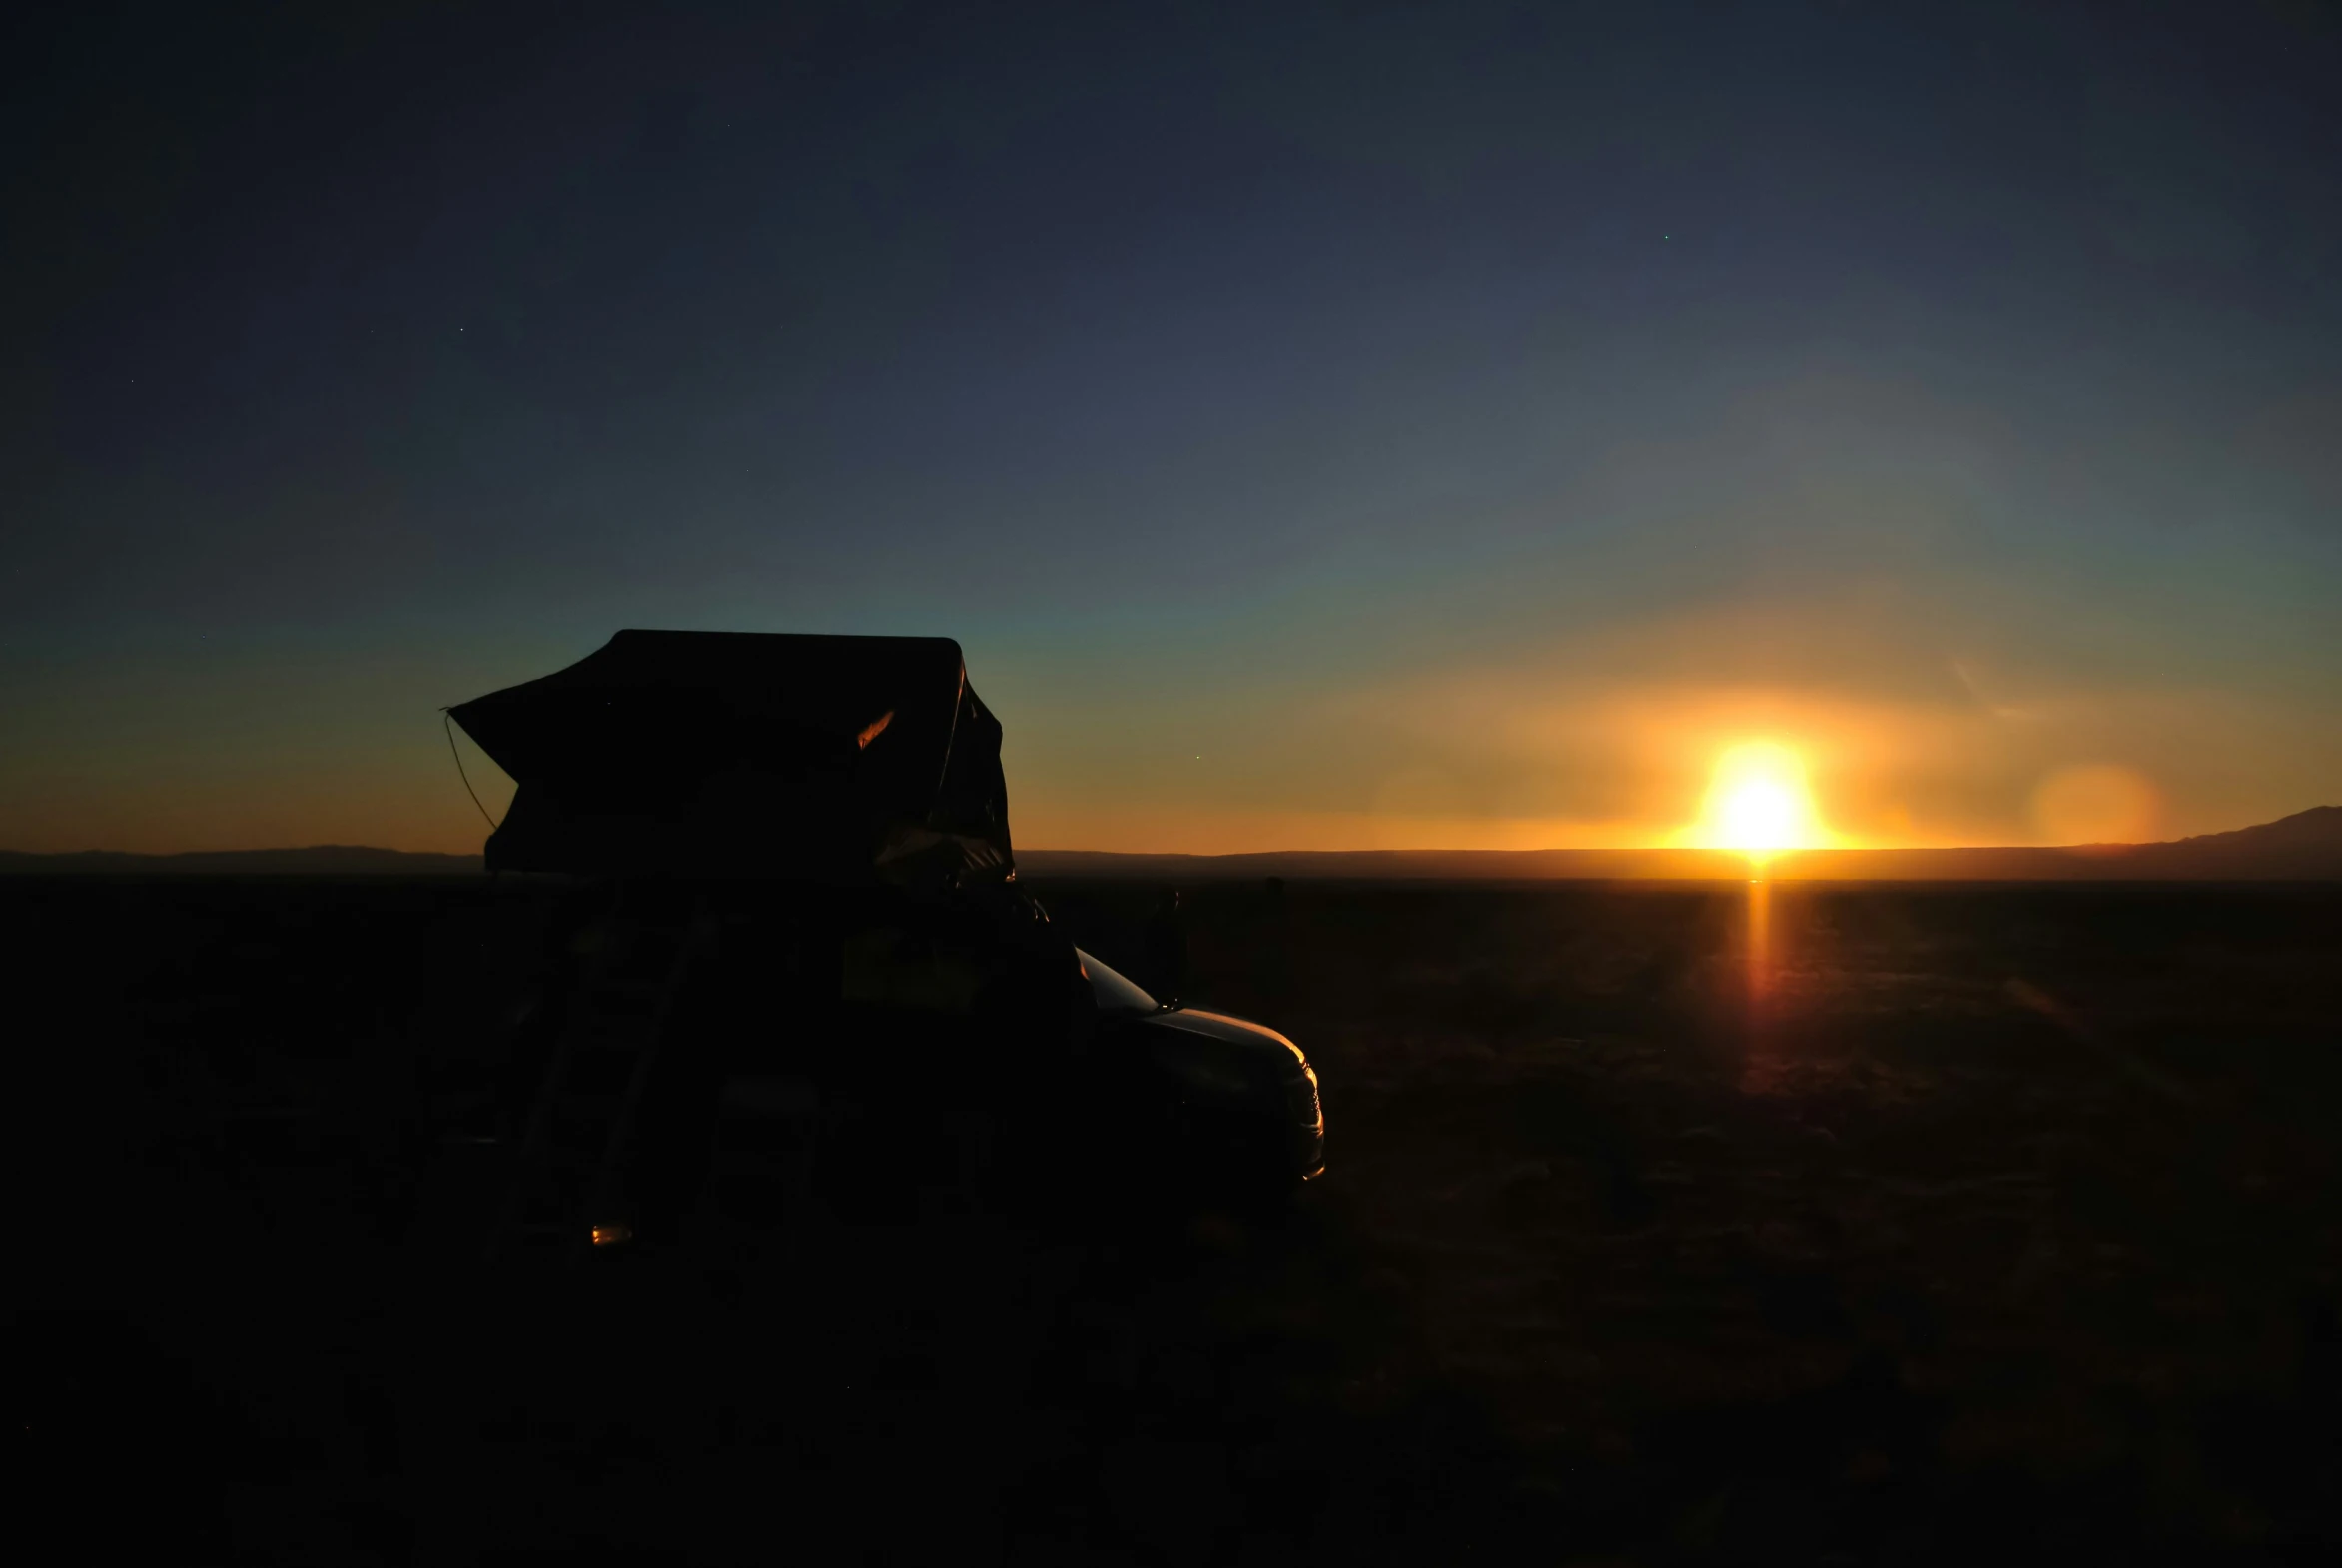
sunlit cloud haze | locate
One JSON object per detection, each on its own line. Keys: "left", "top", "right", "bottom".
{"left": 4, "top": 4, "right": 2338, "bottom": 856}
{"left": 1000, "top": 578, "right": 2340, "bottom": 856}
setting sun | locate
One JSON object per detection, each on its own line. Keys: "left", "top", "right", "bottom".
{"left": 1689, "top": 742, "right": 1830, "bottom": 855}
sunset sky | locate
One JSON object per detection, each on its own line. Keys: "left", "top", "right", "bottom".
{"left": 7, "top": 3, "right": 2339, "bottom": 856}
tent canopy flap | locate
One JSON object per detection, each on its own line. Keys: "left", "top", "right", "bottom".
{"left": 447, "top": 630, "right": 1012, "bottom": 883}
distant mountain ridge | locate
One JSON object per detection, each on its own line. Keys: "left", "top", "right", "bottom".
{"left": 2162, "top": 805, "right": 2342, "bottom": 853}
{"left": 1021, "top": 806, "right": 2342, "bottom": 882}
{"left": 0, "top": 846, "right": 485, "bottom": 875}
{"left": 4, "top": 807, "right": 2337, "bottom": 880}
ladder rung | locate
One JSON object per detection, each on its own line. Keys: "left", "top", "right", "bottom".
{"left": 569, "top": 1007, "right": 658, "bottom": 1034}
{"left": 509, "top": 1180, "right": 580, "bottom": 1213}
{"left": 571, "top": 995, "right": 660, "bottom": 1020}
{"left": 588, "top": 982, "right": 671, "bottom": 1005}
{"left": 573, "top": 997, "right": 659, "bottom": 1017}
{"left": 565, "top": 1021, "right": 653, "bottom": 1047}
{"left": 522, "top": 1145, "right": 597, "bottom": 1173}
{"left": 564, "top": 1051, "right": 641, "bottom": 1084}
{"left": 716, "top": 1134, "right": 812, "bottom": 1165}
{"left": 566, "top": 1034, "right": 652, "bottom": 1060}
{"left": 555, "top": 1087, "right": 628, "bottom": 1113}
{"left": 717, "top": 1121, "right": 813, "bottom": 1155}
{"left": 546, "top": 1137, "right": 623, "bottom": 1166}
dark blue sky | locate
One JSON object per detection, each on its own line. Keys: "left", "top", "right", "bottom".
{"left": 6, "top": 2, "right": 2339, "bottom": 852}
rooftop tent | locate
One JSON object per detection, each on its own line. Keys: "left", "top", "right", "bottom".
{"left": 446, "top": 630, "right": 1013, "bottom": 883}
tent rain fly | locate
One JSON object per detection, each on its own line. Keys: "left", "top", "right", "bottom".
{"left": 446, "top": 630, "right": 1013, "bottom": 884}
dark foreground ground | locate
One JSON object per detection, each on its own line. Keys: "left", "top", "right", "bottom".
{"left": 8, "top": 875, "right": 2342, "bottom": 1564}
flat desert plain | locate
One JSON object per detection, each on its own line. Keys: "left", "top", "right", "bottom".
{"left": 9, "top": 875, "right": 2342, "bottom": 1563}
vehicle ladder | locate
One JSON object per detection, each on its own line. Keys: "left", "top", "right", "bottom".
{"left": 488, "top": 884, "right": 715, "bottom": 1266}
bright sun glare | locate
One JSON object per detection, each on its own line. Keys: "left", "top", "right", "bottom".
{"left": 1693, "top": 742, "right": 1828, "bottom": 856}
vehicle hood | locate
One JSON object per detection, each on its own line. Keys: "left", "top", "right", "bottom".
{"left": 1133, "top": 1007, "right": 1308, "bottom": 1073}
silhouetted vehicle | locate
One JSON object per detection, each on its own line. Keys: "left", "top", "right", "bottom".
{"left": 436, "top": 631, "right": 1322, "bottom": 1260}
{"left": 1073, "top": 946, "right": 1322, "bottom": 1193}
